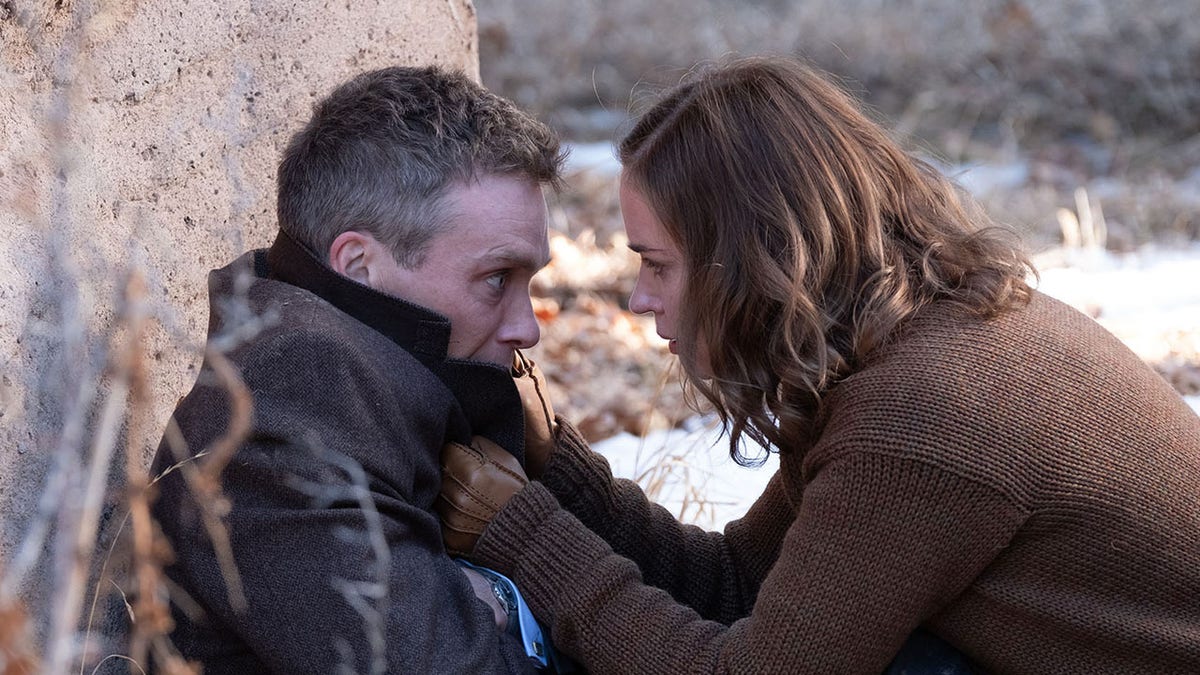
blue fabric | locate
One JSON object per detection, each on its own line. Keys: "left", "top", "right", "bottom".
{"left": 884, "top": 629, "right": 977, "bottom": 675}
{"left": 457, "top": 560, "right": 551, "bottom": 669}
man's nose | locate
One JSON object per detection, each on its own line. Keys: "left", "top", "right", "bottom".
{"left": 502, "top": 295, "right": 541, "bottom": 349}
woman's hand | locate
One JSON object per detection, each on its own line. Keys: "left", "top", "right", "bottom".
{"left": 512, "top": 350, "right": 557, "bottom": 479}
{"left": 438, "top": 435, "right": 529, "bottom": 557}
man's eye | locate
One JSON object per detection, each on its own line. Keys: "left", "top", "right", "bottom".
{"left": 486, "top": 271, "right": 509, "bottom": 291}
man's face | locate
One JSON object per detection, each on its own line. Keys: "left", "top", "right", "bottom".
{"left": 371, "top": 174, "right": 550, "bottom": 366}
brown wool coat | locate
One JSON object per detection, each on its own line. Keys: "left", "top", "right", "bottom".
{"left": 148, "top": 232, "right": 536, "bottom": 674}
{"left": 474, "top": 291, "right": 1200, "bottom": 674}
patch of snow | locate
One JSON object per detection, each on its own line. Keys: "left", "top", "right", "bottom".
{"left": 591, "top": 417, "right": 777, "bottom": 531}
{"left": 947, "top": 161, "right": 1031, "bottom": 196}
{"left": 1033, "top": 245, "right": 1200, "bottom": 361}
{"left": 1186, "top": 397, "right": 1200, "bottom": 416}
{"left": 1034, "top": 245, "right": 1200, "bottom": 315}
{"left": 564, "top": 142, "right": 621, "bottom": 176}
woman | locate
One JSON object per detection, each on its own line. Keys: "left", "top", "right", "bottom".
{"left": 438, "top": 57, "right": 1200, "bottom": 674}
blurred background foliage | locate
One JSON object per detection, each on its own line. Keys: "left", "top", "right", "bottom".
{"left": 478, "top": 0, "right": 1200, "bottom": 246}
{"left": 474, "top": 0, "right": 1200, "bottom": 439}
{"left": 478, "top": 0, "right": 1199, "bottom": 152}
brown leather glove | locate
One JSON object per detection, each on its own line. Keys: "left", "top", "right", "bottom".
{"left": 512, "top": 350, "right": 557, "bottom": 479}
{"left": 438, "top": 435, "right": 529, "bottom": 557}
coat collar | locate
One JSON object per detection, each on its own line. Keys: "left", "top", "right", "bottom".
{"left": 266, "top": 229, "right": 453, "bottom": 365}
{"left": 261, "top": 229, "right": 526, "bottom": 458}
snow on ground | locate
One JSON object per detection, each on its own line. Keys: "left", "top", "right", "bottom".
{"left": 1032, "top": 246, "right": 1200, "bottom": 362}
{"left": 592, "top": 245, "right": 1200, "bottom": 530}
{"left": 590, "top": 416, "right": 780, "bottom": 531}
{"left": 563, "top": 142, "right": 620, "bottom": 176}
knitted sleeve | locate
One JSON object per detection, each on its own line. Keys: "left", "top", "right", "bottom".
{"left": 474, "top": 450, "right": 1027, "bottom": 673}
{"left": 537, "top": 420, "right": 794, "bottom": 623}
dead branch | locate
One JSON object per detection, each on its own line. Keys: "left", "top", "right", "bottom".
{"left": 287, "top": 438, "right": 391, "bottom": 675}
{"left": 45, "top": 300, "right": 133, "bottom": 674}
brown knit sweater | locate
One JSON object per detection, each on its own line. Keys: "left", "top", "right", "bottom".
{"left": 474, "top": 291, "right": 1200, "bottom": 674}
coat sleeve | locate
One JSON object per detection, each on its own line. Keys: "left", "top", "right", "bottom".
{"left": 538, "top": 420, "right": 794, "bottom": 623}
{"left": 475, "top": 450, "right": 1028, "bottom": 674}
{"left": 153, "top": 333, "right": 535, "bottom": 675}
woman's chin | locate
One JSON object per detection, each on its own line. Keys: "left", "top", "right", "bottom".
{"left": 669, "top": 340, "right": 715, "bottom": 379}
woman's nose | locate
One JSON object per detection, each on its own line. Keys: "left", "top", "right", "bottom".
{"left": 628, "top": 278, "right": 659, "bottom": 315}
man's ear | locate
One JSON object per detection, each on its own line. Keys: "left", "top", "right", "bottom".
{"left": 328, "top": 231, "right": 374, "bottom": 285}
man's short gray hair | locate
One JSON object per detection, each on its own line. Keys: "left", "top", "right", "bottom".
{"left": 277, "top": 66, "right": 564, "bottom": 267}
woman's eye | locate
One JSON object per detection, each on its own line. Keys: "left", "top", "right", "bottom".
{"left": 642, "top": 259, "right": 665, "bottom": 276}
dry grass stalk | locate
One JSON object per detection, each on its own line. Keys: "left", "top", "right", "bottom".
{"left": 46, "top": 304, "right": 139, "bottom": 673}
{"left": 8, "top": 2, "right": 111, "bottom": 670}
{"left": 80, "top": 297, "right": 256, "bottom": 673}
{"left": 76, "top": 269, "right": 270, "bottom": 674}
{"left": 36, "top": 266, "right": 196, "bottom": 675}
{"left": 288, "top": 440, "right": 392, "bottom": 675}
{"left": 148, "top": 273, "right": 267, "bottom": 620}
{"left": 1056, "top": 187, "right": 1109, "bottom": 252}
{"left": 114, "top": 272, "right": 199, "bottom": 675}
{"left": 0, "top": 587, "right": 40, "bottom": 675}
{"left": 1, "top": 374, "right": 98, "bottom": 616}
{"left": 1057, "top": 208, "right": 1081, "bottom": 250}
{"left": 635, "top": 451, "right": 714, "bottom": 525}
{"left": 626, "top": 369, "right": 730, "bottom": 526}
{"left": 119, "top": 271, "right": 157, "bottom": 669}
{"left": 165, "top": 346, "right": 254, "bottom": 614}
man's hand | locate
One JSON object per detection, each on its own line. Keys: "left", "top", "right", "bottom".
{"left": 438, "top": 436, "right": 528, "bottom": 557}
{"left": 512, "top": 351, "right": 557, "bottom": 479}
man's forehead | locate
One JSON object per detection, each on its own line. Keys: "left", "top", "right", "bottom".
{"left": 468, "top": 238, "right": 552, "bottom": 271}
{"left": 430, "top": 173, "right": 551, "bottom": 268}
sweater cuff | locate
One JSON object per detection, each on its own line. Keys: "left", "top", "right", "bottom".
{"left": 474, "top": 481, "right": 615, "bottom": 622}
{"left": 541, "top": 417, "right": 618, "bottom": 513}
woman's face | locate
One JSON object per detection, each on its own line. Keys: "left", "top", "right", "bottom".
{"left": 620, "top": 176, "right": 709, "bottom": 372}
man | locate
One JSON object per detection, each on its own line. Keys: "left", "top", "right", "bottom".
{"left": 148, "top": 66, "right": 563, "bottom": 673}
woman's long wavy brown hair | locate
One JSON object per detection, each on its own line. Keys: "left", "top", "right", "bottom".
{"left": 619, "top": 57, "right": 1032, "bottom": 464}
